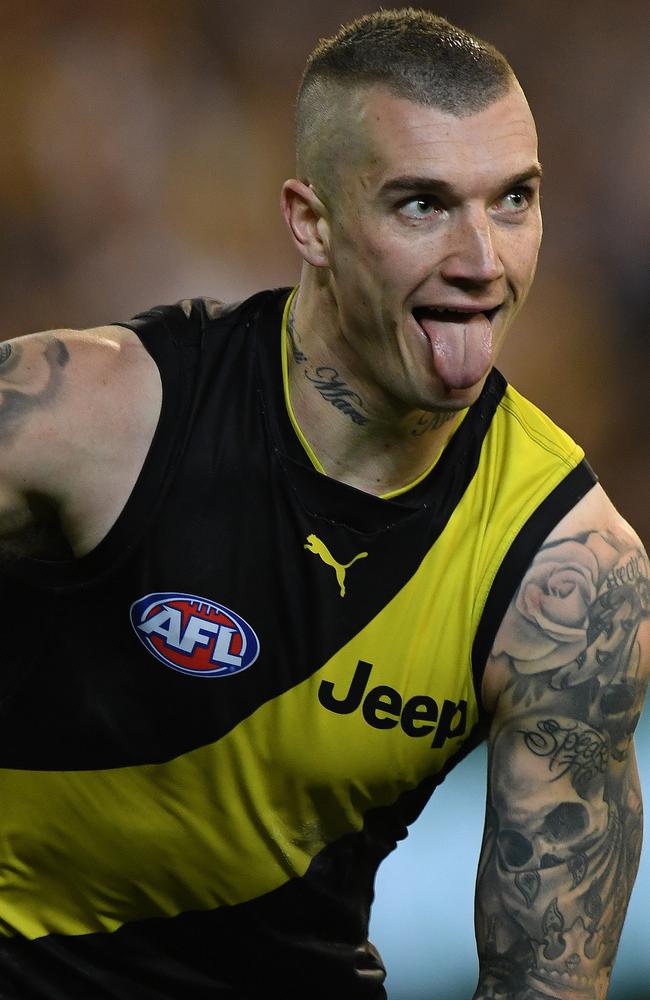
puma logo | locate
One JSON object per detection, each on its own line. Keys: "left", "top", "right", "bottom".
{"left": 304, "top": 534, "right": 368, "bottom": 597}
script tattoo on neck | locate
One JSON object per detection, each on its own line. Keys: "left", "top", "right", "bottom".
{"left": 0, "top": 338, "right": 70, "bottom": 444}
{"left": 410, "top": 410, "right": 456, "bottom": 436}
{"left": 303, "top": 367, "right": 369, "bottom": 426}
{"left": 286, "top": 307, "right": 307, "bottom": 364}
{"left": 287, "top": 305, "right": 369, "bottom": 426}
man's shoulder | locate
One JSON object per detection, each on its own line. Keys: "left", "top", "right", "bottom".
{"left": 473, "top": 374, "right": 593, "bottom": 552}
{"left": 494, "top": 377, "right": 584, "bottom": 469}
{"left": 3, "top": 323, "right": 162, "bottom": 455}
{"left": 114, "top": 287, "right": 292, "bottom": 339}
{"left": 483, "top": 482, "right": 649, "bottom": 712}
{"left": 0, "top": 322, "right": 163, "bottom": 558}
{"left": 0, "top": 324, "right": 149, "bottom": 417}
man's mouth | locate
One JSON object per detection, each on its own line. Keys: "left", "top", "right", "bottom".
{"left": 411, "top": 304, "right": 503, "bottom": 390}
{"left": 412, "top": 304, "right": 502, "bottom": 325}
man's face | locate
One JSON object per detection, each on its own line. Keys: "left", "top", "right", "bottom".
{"left": 315, "top": 84, "right": 543, "bottom": 415}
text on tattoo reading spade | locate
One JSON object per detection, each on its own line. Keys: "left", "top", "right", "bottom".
{"left": 605, "top": 550, "right": 649, "bottom": 590}
{"left": 318, "top": 659, "right": 467, "bottom": 748}
{"left": 522, "top": 719, "right": 609, "bottom": 788}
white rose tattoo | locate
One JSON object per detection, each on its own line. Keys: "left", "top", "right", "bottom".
{"left": 494, "top": 531, "right": 649, "bottom": 691}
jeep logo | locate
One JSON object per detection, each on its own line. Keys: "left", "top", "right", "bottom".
{"left": 318, "top": 659, "right": 467, "bottom": 748}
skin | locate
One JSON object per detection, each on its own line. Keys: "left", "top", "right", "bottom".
{"left": 282, "top": 83, "right": 543, "bottom": 494}
{"left": 0, "top": 327, "right": 161, "bottom": 558}
{"left": 477, "top": 485, "right": 648, "bottom": 1000}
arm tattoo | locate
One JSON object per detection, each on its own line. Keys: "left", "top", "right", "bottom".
{"left": 521, "top": 719, "right": 609, "bottom": 794}
{"left": 0, "top": 341, "right": 21, "bottom": 375}
{"left": 474, "top": 528, "right": 649, "bottom": 1000}
{"left": 0, "top": 338, "right": 70, "bottom": 444}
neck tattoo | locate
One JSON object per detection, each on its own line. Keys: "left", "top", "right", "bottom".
{"left": 286, "top": 303, "right": 307, "bottom": 363}
{"left": 287, "top": 303, "right": 369, "bottom": 427}
{"left": 286, "top": 302, "right": 454, "bottom": 435}
{"left": 409, "top": 410, "right": 456, "bottom": 436}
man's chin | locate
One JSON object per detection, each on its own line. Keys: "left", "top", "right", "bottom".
{"left": 431, "top": 370, "right": 491, "bottom": 410}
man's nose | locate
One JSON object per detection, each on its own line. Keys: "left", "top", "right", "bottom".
{"left": 439, "top": 211, "right": 504, "bottom": 285}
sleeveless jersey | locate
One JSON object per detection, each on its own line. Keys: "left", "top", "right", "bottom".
{"left": 0, "top": 288, "right": 597, "bottom": 998}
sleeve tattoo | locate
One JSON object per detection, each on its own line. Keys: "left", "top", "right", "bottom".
{"left": 475, "top": 528, "right": 649, "bottom": 1000}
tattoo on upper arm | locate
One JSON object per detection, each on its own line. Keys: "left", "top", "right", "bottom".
{"left": 0, "top": 341, "right": 21, "bottom": 375}
{"left": 0, "top": 338, "right": 70, "bottom": 444}
{"left": 475, "top": 528, "right": 649, "bottom": 1000}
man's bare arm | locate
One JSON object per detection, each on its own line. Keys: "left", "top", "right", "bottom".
{"left": 0, "top": 333, "right": 73, "bottom": 556}
{"left": 0, "top": 337, "right": 70, "bottom": 445}
{"left": 0, "top": 326, "right": 161, "bottom": 559}
{"left": 474, "top": 488, "right": 649, "bottom": 1000}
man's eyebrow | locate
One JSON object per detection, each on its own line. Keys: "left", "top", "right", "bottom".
{"left": 379, "top": 164, "right": 544, "bottom": 198}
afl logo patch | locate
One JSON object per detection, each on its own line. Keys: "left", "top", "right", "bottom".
{"left": 130, "top": 592, "right": 260, "bottom": 677}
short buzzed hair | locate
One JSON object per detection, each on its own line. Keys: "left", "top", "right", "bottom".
{"left": 296, "top": 8, "right": 516, "bottom": 196}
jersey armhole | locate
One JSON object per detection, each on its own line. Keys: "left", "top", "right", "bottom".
{"left": 471, "top": 459, "right": 598, "bottom": 716}
{"left": 10, "top": 309, "right": 200, "bottom": 590}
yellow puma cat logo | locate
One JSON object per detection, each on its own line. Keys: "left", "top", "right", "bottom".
{"left": 304, "top": 534, "right": 368, "bottom": 597}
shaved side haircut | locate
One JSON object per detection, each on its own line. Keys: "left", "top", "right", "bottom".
{"left": 296, "top": 7, "right": 516, "bottom": 198}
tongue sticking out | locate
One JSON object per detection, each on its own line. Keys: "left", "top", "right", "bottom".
{"left": 416, "top": 311, "right": 493, "bottom": 390}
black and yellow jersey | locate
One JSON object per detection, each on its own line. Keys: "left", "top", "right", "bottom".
{"left": 0, "top": 288, "right": 596, "bottom": 998}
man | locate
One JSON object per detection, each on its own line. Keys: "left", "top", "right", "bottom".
{"left": 0, "top": 8, "right": 646, "bottom": 999}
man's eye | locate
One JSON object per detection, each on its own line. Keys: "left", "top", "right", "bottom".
{"left": 399, "top": 198, "right": 440, "bottom": 220}
{"left": 498, "top": 187, "right": 532, "bottom": 212}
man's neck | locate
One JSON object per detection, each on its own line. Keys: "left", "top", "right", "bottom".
{"left": 285, "top": 282, "right": 464, "bottom": 498}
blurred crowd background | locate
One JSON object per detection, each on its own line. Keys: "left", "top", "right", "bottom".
{"left": 1, "top": 1, "right": 647, "bottom": 997}
{"left": 1, "top": 0, "right": 648, "bottom": 536}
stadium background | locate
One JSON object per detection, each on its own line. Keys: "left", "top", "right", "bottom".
{"left": 1, "top": 2, "right": 647, "bottom": 997}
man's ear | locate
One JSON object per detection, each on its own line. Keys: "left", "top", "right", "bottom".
{"left": 281, "top": 180, "right": 331, "bottom": 267}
